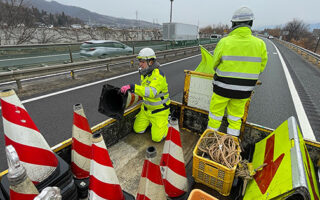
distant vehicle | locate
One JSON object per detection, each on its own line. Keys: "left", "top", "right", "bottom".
{"left": 210, "top": 34, "right": 222, "bottom": 42}
{"left": 268, "top": 35, "right": 274, "bottom": 39}
{"left": 80, "top": 40, "right": 133, "bottom": 57}
{"left": 162, "top": 22, "right": 199, "bottom": 41}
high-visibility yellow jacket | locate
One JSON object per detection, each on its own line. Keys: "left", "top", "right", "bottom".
{"left": 212, "top": 26, "right": 268, "bottom": 99}
{"left": 133, "top": 65, "right": 170, "bottom": 111}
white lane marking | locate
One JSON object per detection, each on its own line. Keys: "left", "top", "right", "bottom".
{"left": 0, "top": 53, "right": 80, "bottom": 62}
{"left": 273, "top": 52, "right": 278, "bottom": 55}
{"left": 271, "top": 42, "right": 316, "bottom": 140}
{"left": 0, "top": 54, "right": 200, "bottom": 110}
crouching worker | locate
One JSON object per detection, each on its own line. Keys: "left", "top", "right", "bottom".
{"left": 121, "top": 48, "right": 170, "bottom": 142}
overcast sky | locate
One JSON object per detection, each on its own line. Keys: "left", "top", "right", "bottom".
{"left": 50, "top": 0, "right": 320, "bottom": 29}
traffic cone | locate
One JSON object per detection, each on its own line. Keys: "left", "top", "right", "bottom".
{"left": 98, "top": 84, "right": 142, "bottom": 119}
{"left": 71, "top": 103, "right": 92, "bottom": 179}
{"left": 126, "top": 91, "right": 142, "bottom": 108}
{"left": 88, "top": 133, "right": 124, "bottom": 200}
{"left": 160, "top": 126, "right": 188, "bottom": 198}
{"left": 136, "top": 146, "right": 167, "bottom": 200}
{"left": 6, "top": 145, "right": 39, "bottom": 200}
{"left": 0, "top": 89, "right": 58, "bottom": 184}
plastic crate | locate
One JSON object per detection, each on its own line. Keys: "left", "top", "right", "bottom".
{"left": 187, "top": 189, "right": 218, "bottom": 200}
{"left": 192, "top": 129, "right": 240, "bottom": 196}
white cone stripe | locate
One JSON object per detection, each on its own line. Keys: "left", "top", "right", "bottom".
{"left": 72, "top": 125, "right": 92, "bottom": 146}
{"left": 71, "top": 149, "right": 91, "bottom": 171}
{"left": 20, "top": 161, "right": 56, "bottom": 182}
{"left": 88, "top": 190, "right": 106, "bottom": 200}
{"left": 137, "top": 177, "right": 167, "bottom": 199}
{"left": 90, "top": 160, "right": 120, "bottom": 185}
{"left": 94, "top": 140, "right": 107, "bottom": 150}
{"left": 161, "top": 166, "right": 188, "bottom": 192}
{"left": 3, "top": 118, "right": 51, "bottom": 150}
{"left": 2, "top": 95, "right": 26, "bottom": 110}
{"left": 163, "top": 140, "right": 185, "bottom": 163}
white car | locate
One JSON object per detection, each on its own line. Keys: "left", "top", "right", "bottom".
{"left": 80, "top": 40, "right": 133, "bottom": 57}
{"left": 268, "top": 35, "right": 274, "bottom": 39}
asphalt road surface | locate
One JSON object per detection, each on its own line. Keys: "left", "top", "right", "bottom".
{"left": 0, "top": 38, "right": 319, "bottom": 171}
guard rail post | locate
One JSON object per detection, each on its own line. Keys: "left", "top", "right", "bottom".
{"left": 70, "top": 70, "right": 75, "bottom": 79}
{"left": 106, "top": 64, "right": 110, "bottom": 71}
{"left": 16, "top": 79, "right": 22, "bottom": 90}
{"left": 132, "top": 41, "right": 135, "bottom": 54}
{"left": 68, "top": 46, "right": 73, "bottom": 63}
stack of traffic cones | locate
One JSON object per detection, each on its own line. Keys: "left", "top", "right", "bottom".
{"left": 71, "top": 103, "right": 92, "bottom": 179}
{"left": 160, "top": 126, "right": 188, "bottom": 198}
{"left": 88, "top": 133, "right": 124, "bottom": 200}
{"left": 6, "top": 145, "right": 39, "bottom": 200}
{"left": 0, "top": 89, "right": 58, "bottom": 184}
{"left": 136, "top": 146, "right": 167, "bottom": 200}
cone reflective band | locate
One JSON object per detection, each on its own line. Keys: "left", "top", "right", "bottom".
{"left": 34, "top": 187, "right": 62, "bottom": 200}
{"left": 71, "top": 103, "right": 92, "bottom": 179}
{"left": 0, "top": 89, "right": 58, "bottom": 184}
{"left": 6, "top": 145, "right": 39, "bottom": 200}
{"left": 89, "top": 133, "right": 124, "bottom": 200}
{"left": 160, "top": 127, "right": 188, "bottom": 198}
{"left": 136, "top": 146, "right": 166, "bottom": 200}
{"left": 126, "top": 91, "right": 142, "bottom": 108}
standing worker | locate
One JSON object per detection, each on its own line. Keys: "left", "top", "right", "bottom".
{"left": 121, "top": 48, "right": 170, "bottom": 142}
{"left": 207, "top": 6, "right": 268, "bottom": 136}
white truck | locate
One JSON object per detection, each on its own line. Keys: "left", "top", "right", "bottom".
{"left": 162, "top": 22, "right": 199, "bottom": 41}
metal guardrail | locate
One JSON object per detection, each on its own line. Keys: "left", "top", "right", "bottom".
{"left": 0, "top": 44, "right": 215, "bottom": 89}
{"left": 276, "top": 38, "right": 320, "bottom": 66}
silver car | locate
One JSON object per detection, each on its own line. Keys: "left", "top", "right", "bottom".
{"left": 80, "top": 40, "right": 133, "bottom": 57}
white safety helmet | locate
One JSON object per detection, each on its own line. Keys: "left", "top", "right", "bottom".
{"left": 231, "top": 6, "right": 254, "bottom": 22}
{"left": 137, "top": 48, "right": 156, "bottom": 60}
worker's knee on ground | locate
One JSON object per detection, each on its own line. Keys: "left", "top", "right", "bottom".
{"left": 151, "top": 125, "right": 168, "bottom": 142}
{"left": 133, "top": 122, "right": 147, "bottom": 134}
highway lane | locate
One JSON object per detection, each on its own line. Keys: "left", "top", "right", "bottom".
{"left": 0, "top": 52, "right": 81, "bottom": 68}
{"left": 1, "top": 38, "right": 320, "bottom": 171}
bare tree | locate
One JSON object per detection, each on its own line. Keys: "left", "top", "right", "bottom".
{"left": 283, "top": 19, "right": 309, "bottom": 41}
{"left": 0, "top": 0, "right": 37, "bottom": 44}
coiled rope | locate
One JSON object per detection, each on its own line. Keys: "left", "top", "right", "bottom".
{"left": 197, "top": 130, "right": 241, "bottom": 169}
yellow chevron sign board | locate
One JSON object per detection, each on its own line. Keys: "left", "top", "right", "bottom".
{"left": 244, "top": 116, "right": 319, "bottom": 200}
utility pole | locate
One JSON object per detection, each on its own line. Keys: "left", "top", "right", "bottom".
{"left": 170, "top": 0, "right": 174, "bottom": 23}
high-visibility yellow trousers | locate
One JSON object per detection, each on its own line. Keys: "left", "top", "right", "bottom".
{"left": 133, "top": 105, "right": 170, "bottom": 142}
{"left": 207, "top": 93, "right": 249, "bottom": 136}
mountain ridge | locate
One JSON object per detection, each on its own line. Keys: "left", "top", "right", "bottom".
{"left": 27, "top": 0, "right": 161, "bottom": 28}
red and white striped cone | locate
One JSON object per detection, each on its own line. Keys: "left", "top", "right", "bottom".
{"left": 0, "top": 89, "right": 58, "bottom": 184}
{"left": 88, "top": 133, "right": 124, "bottom": 200}
{"left": 136, "top": 146, "right": 167, "bottom": 200}
{"left": 125, "top": 91, "right": 142, "bottom": 108}
{"left": 71, "top": 103, "right": 92, "bottom": 179}
{"left": 6, "top": 145, "right": 39, "bottom": 200}
{"left": 160, "top": 126, "right": 188, "bottom": 198}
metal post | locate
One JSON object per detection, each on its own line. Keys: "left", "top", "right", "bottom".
{"left": 16, "top": 79, "right": 22, "bottom": 90}
{"left": 106, "top": 64, "right": 110, "bottom": 71}
{"left": 314, "top": 37, "right": 320, "bottom": 53}
{"left": 70, "top": 70, "right": 75, "bottom": 79}
{"left": 132, "top": 41, "right": 135, "bottom": 54}
{"left": 130, "top": 60, "right": 134, "bottom": 68}
{"left": 170, "top": 0, "right": 174, "bottom": 23}
{"left": 68, "top": 45, "right": 73, "bottom": 63}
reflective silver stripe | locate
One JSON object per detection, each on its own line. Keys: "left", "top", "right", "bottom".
{"left": 216, "top": 68, "right": 259, "bottom": 79}
{"left": 222, "top": 56, "right": 262, "bottom": 62}
{"left": 144, "top": 87, "right": 158, "bottom": 98}
{"left": 144, "top": 98, "right": 169, "bottom": 106}
{"left": 207, "top": 125, "right": 218, "bottom": 131}
{"left": 213, "top": 80, "right": 255, "bottom": 91}
{"left": 227, "top": 127, "right": 240, "bottom": 136}
{"left": 155, "top": 92, "right": 168, "bottom": 98}
{"left": 209, "top": 111, "right": 223, "bottom": 121}
{"left": 228, "top": 115, "right": 241, "bottom": 121}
